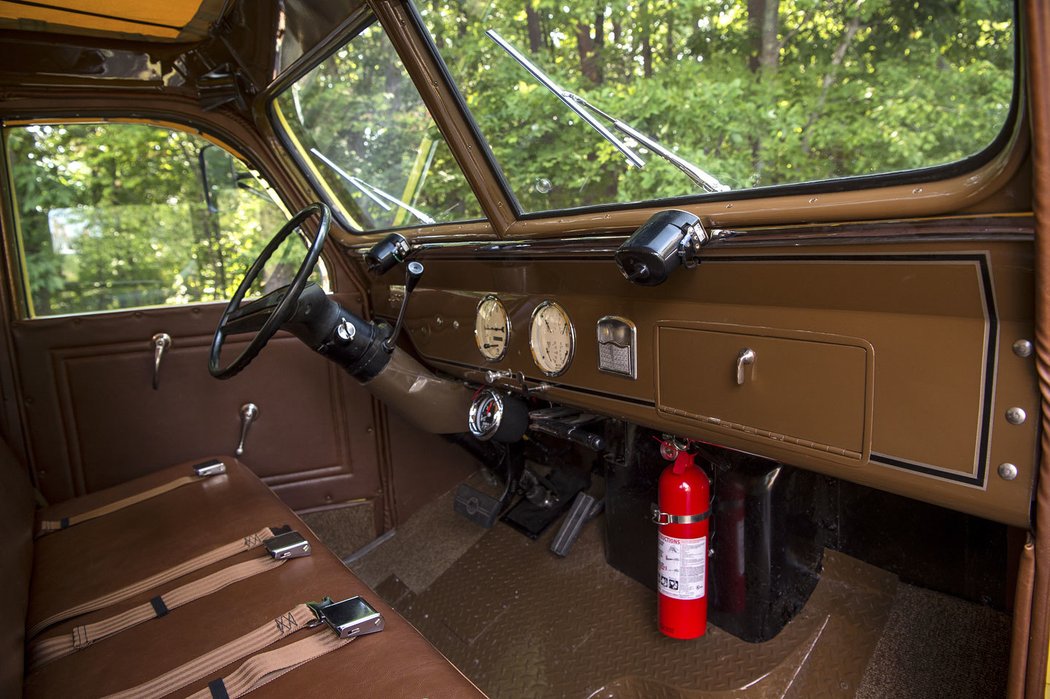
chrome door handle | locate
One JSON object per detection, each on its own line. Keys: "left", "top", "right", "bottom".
{"left": 236, "top": 403, "right": 259, "bottom": 456}
{"left": 151, "top": 333, "right": 172, "bottom": 390}
{"left": 736, "top": 348, "right": 756, "bottom": 385}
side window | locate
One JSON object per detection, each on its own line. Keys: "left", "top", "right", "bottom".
{"left": 272, "top": 20, "right": 484, "bottom": 232}
{"left": 4, "top": 122, "right": 327, "bottom": 318}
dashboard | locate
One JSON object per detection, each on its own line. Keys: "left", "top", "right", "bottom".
{"left": 365, "top": 219, "right": 1039, "bottom": 528}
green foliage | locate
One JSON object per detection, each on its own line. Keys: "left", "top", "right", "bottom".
{"left": 6, "top": 123, "right": 305, "bottom": 317}
{"left": 414, "top": 0, "right": 1014, "bottom": 212}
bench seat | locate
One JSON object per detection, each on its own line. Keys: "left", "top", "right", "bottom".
{"left": 3, "top": 449, "right": 483, "bottom": 698}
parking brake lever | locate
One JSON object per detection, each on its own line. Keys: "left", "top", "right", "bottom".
{"left": 384, "top": 261, "right": 424, "bottom": 351}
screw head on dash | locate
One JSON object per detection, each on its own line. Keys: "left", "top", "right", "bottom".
{"left": 997, "top": 463, "right": 1018, "bottom": 481}
{"left": 1013, "top": 340, "right": 1034, "bottom": 358}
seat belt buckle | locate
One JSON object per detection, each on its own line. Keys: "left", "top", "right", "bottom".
{"left": 309, "top": 596, "right": 385, "bottom": 638}
{"left": 264, "top": 530, "right": 311, "bottom": 559}
{"left": 193, "top": 460, "right": 227, "bottom": 478}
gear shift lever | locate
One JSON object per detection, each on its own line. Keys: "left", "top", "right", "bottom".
{"left": 384, "top": 261, "right": 424, "bottom": 351}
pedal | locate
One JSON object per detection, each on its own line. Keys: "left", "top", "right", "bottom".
{"left": 454, "top": 484, "right": 503, "bottom": 528}
{"left": 550, "top": 492, "right": 598, "bottom": 557}
{"left": 502, "top": 467, "right": 590, "bottom": 539}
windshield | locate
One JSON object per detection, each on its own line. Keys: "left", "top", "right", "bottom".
{"left": 422, "top": 1, "right": 1015, "bottom": 215}
{"left": 272, "top": 20, "right": 483, "bottom": 231}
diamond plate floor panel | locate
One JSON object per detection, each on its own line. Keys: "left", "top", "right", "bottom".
{"left": 373, "top": 517, "right": 897, "bottom": 698}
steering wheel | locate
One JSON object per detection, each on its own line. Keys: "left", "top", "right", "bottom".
{"left": 209, "top": 202, "right": 331, "bottom": 379}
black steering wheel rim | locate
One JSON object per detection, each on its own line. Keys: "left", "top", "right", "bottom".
{"left": 209, "top": 202, "right": 331, "bottom": 379}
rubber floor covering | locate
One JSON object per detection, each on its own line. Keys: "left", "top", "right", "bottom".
{"left": 367, "top": 515, "right": 900, "bottom": 698}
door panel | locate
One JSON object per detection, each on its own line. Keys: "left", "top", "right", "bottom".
{"left": 12, "top": 296, "right": 380, "bottom": 509}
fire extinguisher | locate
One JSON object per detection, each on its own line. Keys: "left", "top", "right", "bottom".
{"left": 654, "top": 440, "right": 711, "bottom": 639}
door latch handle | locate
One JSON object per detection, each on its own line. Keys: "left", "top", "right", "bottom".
{"left": 151, "top": 333, "right": 172, "bottom": 390}
{"left": 736, "top": 348, "right": 756, "bottom": 385}
{"left": 236, "top": 403, "right": 259, "bottom": 456}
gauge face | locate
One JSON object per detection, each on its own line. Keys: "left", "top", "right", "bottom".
{"left": 529, "top": 301, "right": 574, "bottom": 376}
{"left": 475, "top": 295, "right": 510, "bottom": 361}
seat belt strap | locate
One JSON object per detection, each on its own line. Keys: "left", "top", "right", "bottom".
{"left": 29, "top": 556, "right": 289, "bottom": 670}
{"left": 186, "top": 632, "right": 354, "bottom": 699}
{"left": 36, "top": 460, "right": 228, "bottom": 537}
{"left": 102, "top": 604, "right": 318, "bottom": 699}
{"left": 27, "top": 525, "right": 279, "bottom": 639}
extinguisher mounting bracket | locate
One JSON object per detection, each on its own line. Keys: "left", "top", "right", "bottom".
{"left": 651, "top": 504, "right": 710, "bottom": 525}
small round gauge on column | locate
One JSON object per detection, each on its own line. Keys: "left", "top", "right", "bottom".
{"left": 529, "top": 300, "right": 574, "bottom": 376}
{"left": 475, "top": 295, "right": 510, "bottom": 362}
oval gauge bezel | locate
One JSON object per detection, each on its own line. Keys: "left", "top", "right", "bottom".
{"left": 474, "top": 294, "right": 511, "bottom": 362}
{"left": 529, "top": 300, "right": 575, "bottom": 377}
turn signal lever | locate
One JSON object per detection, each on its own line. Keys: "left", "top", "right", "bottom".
{"left": 384, "top": 261, "right": 424, "bottom": 351}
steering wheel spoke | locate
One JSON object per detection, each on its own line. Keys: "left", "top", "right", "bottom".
{"left": 223, "top": 286, "right": 291, "bottom": 335}
{"left": 210, "top": 203, "right": 331, "bottom": 379}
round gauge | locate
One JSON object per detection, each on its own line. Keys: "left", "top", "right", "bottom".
{"left": 475, "top": 295, "right": 510, "bottom": 361}
{"left": 529, "top": 301, "right": 575, "bottom": 376}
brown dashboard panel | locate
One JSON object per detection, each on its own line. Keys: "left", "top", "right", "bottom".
{"left": 367, "top": 223, "right": 1038, "bottom": 527}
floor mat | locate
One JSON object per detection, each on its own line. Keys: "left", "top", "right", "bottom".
{"left": 350, "top": 482, "right": 489, "bottom": 593}
{"left": 349, "top": 487, "right": 1012, "bottom": 698}
{"left": 361, "top": 511, "right": 901, "bottom": 698}
{"left": 299, "top": 501, "right": 375, "bottom": 560}
{"left": 856, "top": 584, "right": 1011, "bottom": 698}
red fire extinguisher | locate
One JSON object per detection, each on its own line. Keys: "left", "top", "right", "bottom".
{"left": 654, "top": 441, "right": 711, "bottom": 639}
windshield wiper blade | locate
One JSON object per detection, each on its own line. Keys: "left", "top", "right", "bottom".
{"left": 486, "top": 30, "right": 644, "bottom": 168}
{"left": 487, "top": 30, "right": 728, "bottom": 193}
{"left": 310, "top": 148, "right": 436, "bottom": 225}
{"left": 573, "top": 97, "right": 730, "bottom": 193}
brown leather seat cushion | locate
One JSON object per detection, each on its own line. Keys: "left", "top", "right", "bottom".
{"left": 20, "top": 457, "right": 483, "bottom": 698}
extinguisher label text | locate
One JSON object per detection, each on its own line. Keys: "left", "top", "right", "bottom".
{"left": 658, "top": 533, "right": 706, "bottom": 601}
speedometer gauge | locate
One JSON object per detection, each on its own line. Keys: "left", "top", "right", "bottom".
{"left": 475, "top": 295, "right": 510, "bottom": 361}
{"left": 529, "top": 301, "right": 574, "bottom": 376}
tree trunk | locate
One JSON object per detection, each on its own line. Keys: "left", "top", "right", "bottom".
{"left": 640, "top": 0, "right": 652, "bottom": 79}
{"left": 801, "top": 4, "right": 864, "bottom": 154}
{"left": 747, "top": 0, "right": 780, "bottom": 74}
{"left": 576, "top": 22, "right": 602, "bottom": 84}
{"left": 525, "top": 1, "right": 542, "bottom": 53}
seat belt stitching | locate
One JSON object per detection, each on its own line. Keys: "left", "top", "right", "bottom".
{"left": 273, "top": 611, "right": 300, "bottom": 636}
{"left": 208, "top": 678, "right": 230, "bottom": 699}
{"left": 150, "top": 596, "right": 169, "bottom": 618}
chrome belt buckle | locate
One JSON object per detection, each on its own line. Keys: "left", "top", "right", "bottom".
{"left": 265, "top": 530, "right": 311, "bottom": 559}
{"left": 193, "top": 460, "right": 227, "bottom": 478}
{"left": 310, "top": 596, "right": 385, "bottom": 638}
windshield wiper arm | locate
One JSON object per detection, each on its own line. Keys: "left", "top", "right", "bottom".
{"left": 487, "top": 30, "right": 728, "bottom": 193}
{"left": 310, "top": 148, "right": 436, "bottom": 225}
{"left": 573, "top": 97, "right": 730, "bottom": 193}
{"left": 486, "top": 30, "right": 644, "bottom": 168}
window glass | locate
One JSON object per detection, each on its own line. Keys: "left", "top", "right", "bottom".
{"left": 5, "top": 122, "right": 326, "bottom": 318}
{"left": 272, "top": 20, "right": 484, "bottom": 231}
{"left": 422, "top": 0, "right": 1015, "bottom": 214}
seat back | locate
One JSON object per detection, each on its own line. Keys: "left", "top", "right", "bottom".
{"left": 0, "top": 437, "right": 35, "bottom": 696}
